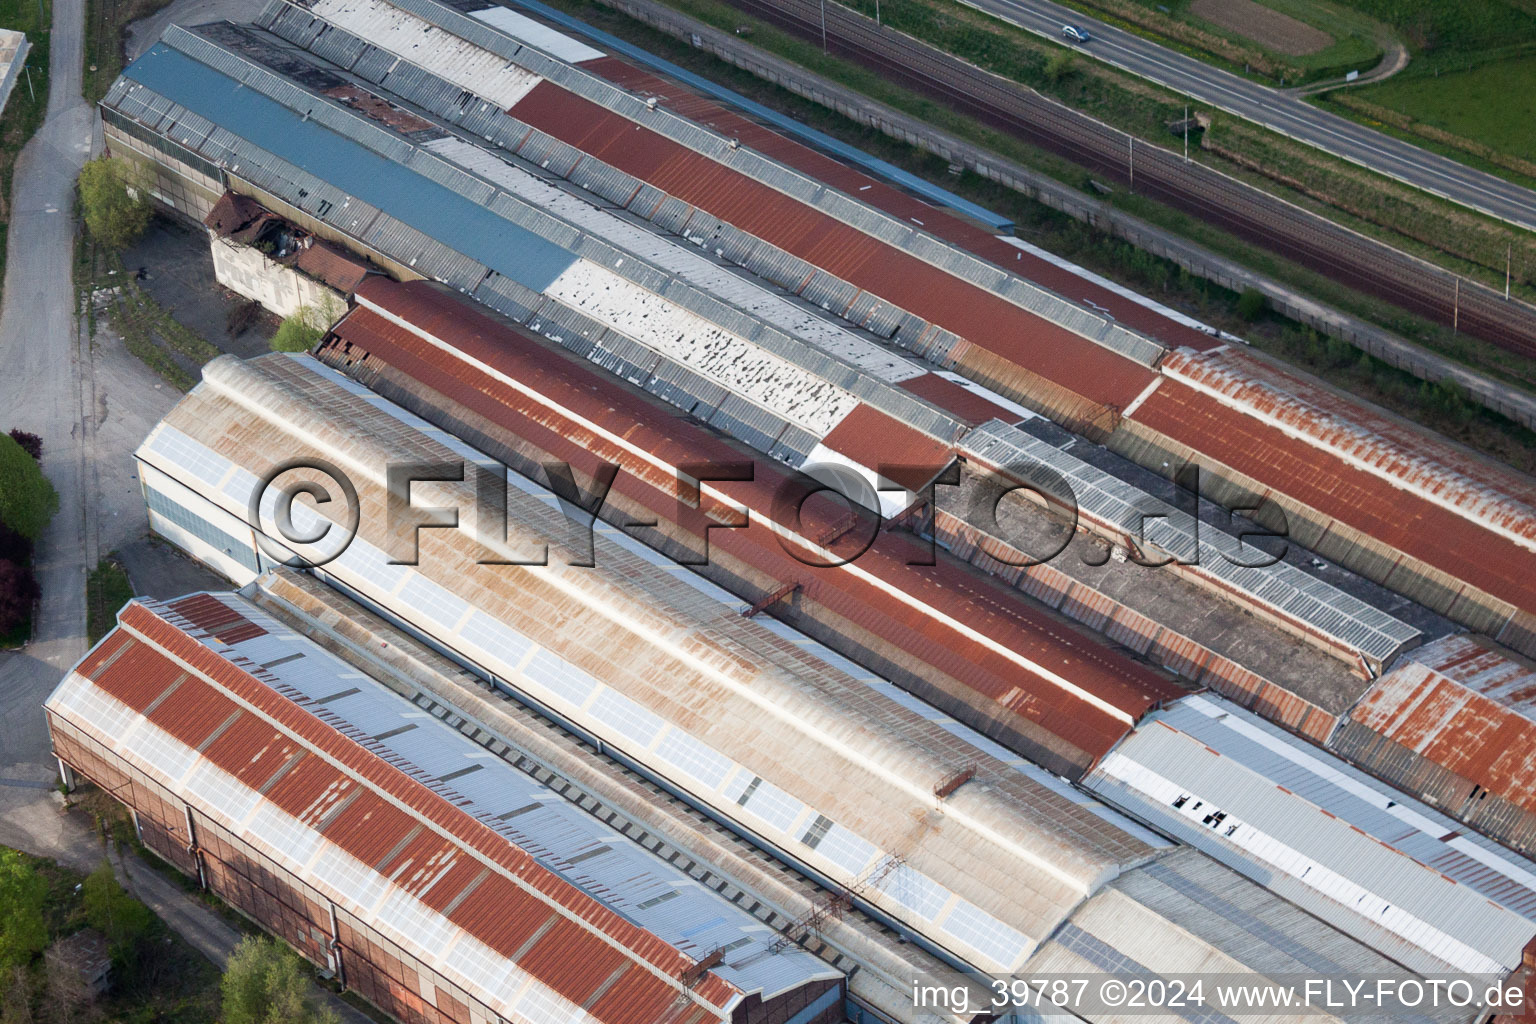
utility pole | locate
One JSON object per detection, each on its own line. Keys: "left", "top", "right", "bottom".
{"left": 1453, "top": 277, "right": 1460, "bottom": 333}
{"left": 876, "top": 0, "right": 881, "bottom": 25}
{"left": 1128, "top": 136, "right": 1134, "bottom": 190}
{"left": 1508, "top": 243, "right": 1513, "bottom": 300}
{"left": 1183, "top": 105, "right": 1189, "bottom": 162}
{"left": 820, "top": 0, "right": 828, "bottom": 52}
{"left": 23, "top": 63, "right": 32, "bottom": 103}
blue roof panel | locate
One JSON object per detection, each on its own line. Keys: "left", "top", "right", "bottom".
{"left": 121, "top": 43, "right": 577, "bottom": 293}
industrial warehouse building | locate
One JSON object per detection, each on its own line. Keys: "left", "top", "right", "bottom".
{"left": 47, "top": 593, "right": 844, "bottom": 1024}
{"left": 100, "top": 0, "right": 1536, "bottom": 660}
{"left": 72, "top": 0, "right": 1536, "bottom": 1020}
{"left": 120, "top": 347, "right": 1532, "bottom": 1015}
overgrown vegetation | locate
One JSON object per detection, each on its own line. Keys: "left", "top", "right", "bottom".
{"left": 0, "top": 429, "right": 56, "bottom": 645}
{"left": 0, "top": 0, "right": 53, "bottom": 310}
{"left": 271, "top": 297, "right": 345, "bottom": 353}
{"left": 80, "top": 241, "right": 220, "bottom": 391}
{"left": 0, "top": 844, "right": 221, "bottom": 1024}
{"left": 221, "top": 936, "right": 340, "bottom": 1024}
{"left": 86, "top": 555, "right": 133, "bottom": 645}
{"left": 79, "top": 156, "right": 153, "bottom": 251}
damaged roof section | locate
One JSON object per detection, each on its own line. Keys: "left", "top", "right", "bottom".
{"left": 1333, "top": 635, "right": 1536, "bottom": 857}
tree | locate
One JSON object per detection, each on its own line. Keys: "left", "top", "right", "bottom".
{"left": 269, "top": 314, "right": 323, "bottom": 353}
{"left": 0, "top": 851, "right": 47, "bottom": 970}
{"left": 81, "top": 863, "right": 152, "bottom": 948}
{"left": 0, "top": 560, "right": 39, "bottom": 636}
{"left": 1235, "top": 287, "right": 1265, "bottom": 321}
{"left": 77, "top": 157, "right": 152, "bottom": 251}
{"left": 221, "top": 935, "right": 338, "bottom": 1024}
{"left": 0, "top": 432, "right": 59, "bottom": 541}
{"left": 1044, "top": 49, "right": 1076, "bottom": 83}
{"left": 1, "top": 964, "right": 35, "bottom": 1024}
{"left": 6, "top": 432, "right": 40, "bottom": 462}
{"left": 270, "top": 296, "right": 344, "bottom": 354}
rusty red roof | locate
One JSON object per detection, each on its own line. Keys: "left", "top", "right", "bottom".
{"left": 816, "top": 404, "right": 955, "bottom": 490}
{"left": 508, "top": 82, "right": 1158, "bottom": 413}
{"left": 1348, "top": 634, "right": 1536, "bottom": 815}
{"left": 61, "top": 598, "right": 744, "bottom": 1023}
{"left": 897, "top": 372, "right": 1021, "bottom": 427}
{"left": 1128, "top": 374, "right": 1536, "bottom": 620}
{"left": 332, "top": 278, "right": 1183, "bottom": 773}
{"left": 579, "top": 56, "right": 1221, "bottom": 355}
{"left": 295, "top": 240, "right": 370, "bottom": 294}
{"left": 506, "top": 62, "right": 1536, "bottom": 633}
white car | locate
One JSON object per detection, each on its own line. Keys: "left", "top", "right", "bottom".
{"left": 1061, "top": 24, "right": 1092, "bottom": 43}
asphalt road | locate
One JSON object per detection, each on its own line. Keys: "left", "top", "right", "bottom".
{"left": 0, "top": 0, "right": 92, "bottom": 782}
{"left": 958, "top": 0, "right": 1536, "bottom": 232}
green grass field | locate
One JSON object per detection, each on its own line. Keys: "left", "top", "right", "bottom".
{"left": 1182, "top": 0, "right": 1384, "bottom": 75}
{"left": 1352, "top": 53, "right": 1536, "bottom": 163}
{"left": 1328, "top": 0, "right": 1536, "bottom": 70}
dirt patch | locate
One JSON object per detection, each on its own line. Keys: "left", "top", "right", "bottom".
{"left": 1189, "top": 0, "right": 1332, "bottom": 55}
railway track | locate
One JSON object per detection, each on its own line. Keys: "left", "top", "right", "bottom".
{"left": 723, "top": 0, "right": 1536, "bottom": 362}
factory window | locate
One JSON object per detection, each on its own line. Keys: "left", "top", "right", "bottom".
{"left": 635, "top": 890, "right": 680, "bottom": 911}
{"left": 1172, "top": 794, "right": 1189, "bottom": 809}
{"left": 801, "top": 815, "right": 834, "bottom": 850}
{"left": 145, "top": 488, "right": 259, "bottom": 573}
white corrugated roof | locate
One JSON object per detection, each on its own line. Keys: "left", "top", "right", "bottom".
{"left": 470, "top": 5, "right": 605, "bottom": 63}
{"left": 1085, "top": 695, "right": 1536, "bottom": 975}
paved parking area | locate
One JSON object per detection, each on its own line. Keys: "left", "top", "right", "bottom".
{"left": 122, "top": 217, "right": 278, "bottom": 359}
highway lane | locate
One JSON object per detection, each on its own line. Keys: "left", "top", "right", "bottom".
{"left": 956, "top": 0, "right": 1536, "bottom": 232}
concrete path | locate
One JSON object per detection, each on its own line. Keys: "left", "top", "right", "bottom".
{"left": 0, "top": 0, "right": 92, "bottom": 791}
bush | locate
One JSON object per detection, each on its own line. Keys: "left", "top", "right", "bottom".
{"left": 0, "top": 560, "right": 39, "bottom": 637}
{"left": 78, "top": 156, "right": 153, "bottom": 250}
{"left": 221, "top": 935, "right": 338, "bottom": 1024}
{"left": 270, "top": 297, "right": 344, "bottom": 353}
{"left": 82, "top": 863, "right": 153, "bottom": 948}
{"left": 1236, "top": 287, "right": 1266, "bottom": 321}
{"left": 6, "top": 431, "right": 40, "bottom": 462}
{"left": 269, "top": 315, "right": 323, "bottom": 353}
{"left": 0, "top": 523, "right": 29, "bottom": 564}
{"left": 227, "top": 299, "right": 262, "bottom": 337}
{"left": 0, "top": 432, "right": 59, "bottom": 541}
{"left": 0, "top": 850, "right": 47, "bottom": 969}
{"left": 1044, "top": 50, "right": 1076, "bottom": 83}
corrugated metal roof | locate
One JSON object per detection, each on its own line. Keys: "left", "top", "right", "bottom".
{"left": 469, "top": 4, "right": 605, "bottom": 63}
{"left": 119, "top": 37, "right": 576, "bottom": 292}
{"left": 1128, "top": 372, "right": 1536, "bottom": 623}
{"left": 503, "top": 81, "right": 1159, "bottom": 410}
{"left": 160, "top": 592, "right": 838, "bottom": 999}
{"left": 1026, "top": 846, "right": 1474, "bottom": 1024}
{"left": 960, "top": 419, "right": 1421, "bottom": 667}
{"left": 1161, "top": 349, "right": 1536, "bottom": 553}
{"left": 1346, "top": 635, "right": 1536, "bottom": 817}
{"left": 48, "top": 599, "right": 760, "bottom": 1023}
{"left": 1085, "top": 694, "right": 1536, "bottom": 975}
{"left": 135, "top": 350, "right": 1175, "bottom": 974}
{"left": 269, "top": 0, "right": 1535, "bottom": 638}
{"left": 335, "top": 277, "right": 1184, "bottom": 769}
